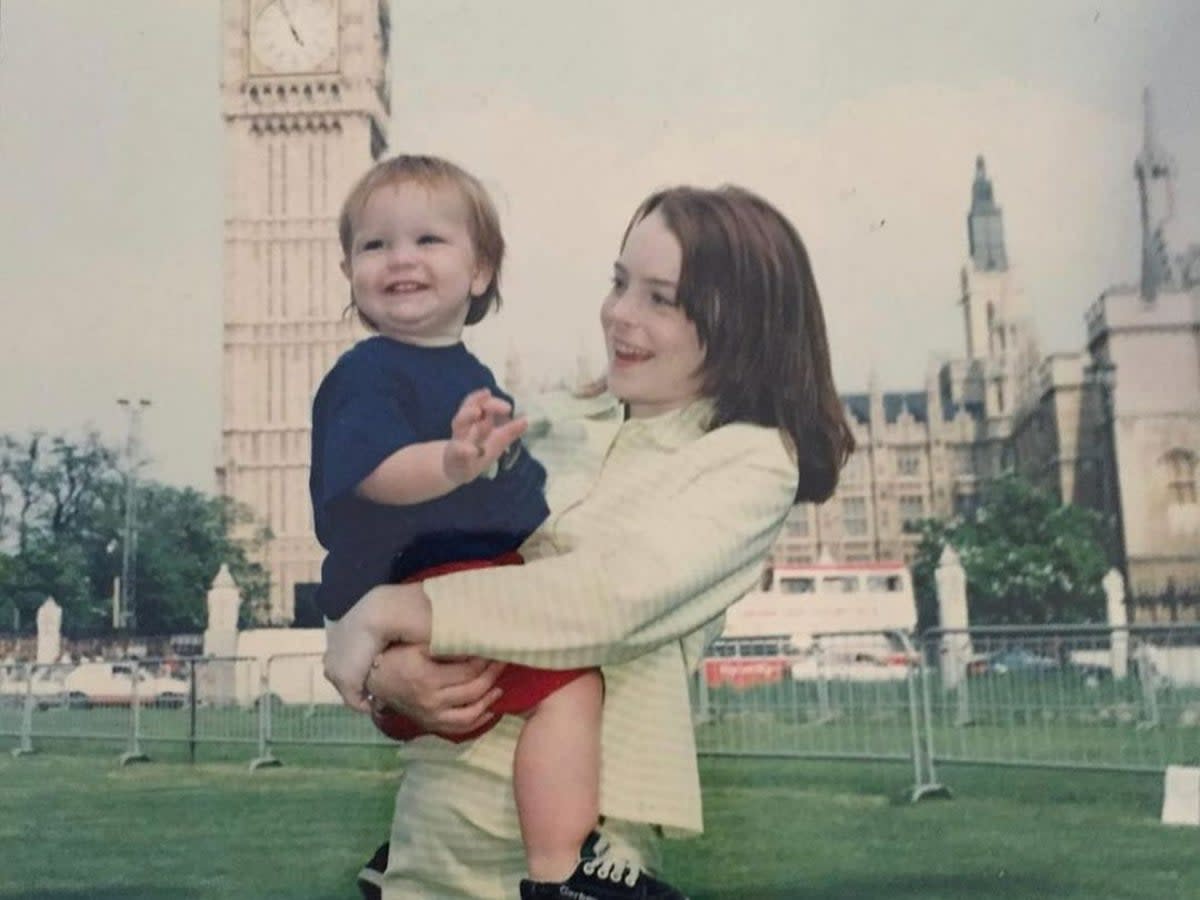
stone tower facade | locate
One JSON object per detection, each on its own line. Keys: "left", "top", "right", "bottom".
{"left": 1010, "top": 91, "right": 1200, "bottom": 604}
{"left": 219, "top": 0, "right": 390, "bottom": 621}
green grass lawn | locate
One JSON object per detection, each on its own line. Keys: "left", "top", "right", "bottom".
{"left": 2, "top": 750, "right": 1197, "bottom": 900}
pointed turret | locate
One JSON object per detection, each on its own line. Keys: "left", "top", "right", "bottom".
{"left": 967, "top": 156, "right": 1008, "bottom": 272}
{"left": 868, "top": 367, "right": 885, "bottom": 433}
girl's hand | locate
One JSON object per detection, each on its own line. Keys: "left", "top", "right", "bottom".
{"left": 444, "top": 388, "right": 529, "bottom": 485}
{"left": 323, "top": 603, "right": 388, "bottom": 713}
{"left": 366, "top": 643, "right": 506, "bottom": 736}
{"left": 323, "top": 583, "right": 434, "bottom": 712}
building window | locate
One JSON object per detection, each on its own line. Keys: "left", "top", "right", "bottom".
{"left": 842, "top": 497, "right": 868, "bottom": 536}
{"left": 1164, "top": 449, "right": 1198, "bottom": 505}
{"left": 842, "top": 452, "right": 866, "bottom": 482}
{"left": 780, "top": 576, "right": 816, "bottom": 593}
{"left": 954, "top": 491, "right": 977, "bottom": 518}
{"left": 896, "top": 450, "right": 920, "bottom": 477}
{"left": 821, "top": 575, "right": 861, "bottom": 593}
{"left": 898, "top": 495, "right": 925, "bottom": 532}
{"left": 785, "top": 508, "right": 810, "bottom": 537}
{"left": 866, "top": 575, "right": 903, "bottom": 592}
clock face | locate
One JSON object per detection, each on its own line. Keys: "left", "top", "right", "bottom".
{"left": 250, "top": 0, "right": 339, "bottom": 75}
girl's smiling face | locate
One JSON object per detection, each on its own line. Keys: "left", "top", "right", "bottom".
{"left": 601, "top": 210, "right": 706, "bottom": 419}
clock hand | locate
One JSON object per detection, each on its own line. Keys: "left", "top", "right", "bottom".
{"left": 278, "top": 0, "right": 305, "bottom": 45}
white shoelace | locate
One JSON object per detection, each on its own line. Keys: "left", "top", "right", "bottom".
{"left": 581, "top": 856, "right": 641, "bottom": 888}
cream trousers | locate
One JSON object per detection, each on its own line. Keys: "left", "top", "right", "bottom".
{"left": 382, "top": 758, "right": 663, "bottom": 899}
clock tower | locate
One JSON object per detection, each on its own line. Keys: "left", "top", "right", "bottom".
{"left": 219, "top": 0, "right": 390, "bottom": 622}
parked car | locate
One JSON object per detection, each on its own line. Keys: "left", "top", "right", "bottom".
{"left": 62, "top": 662, "right": 190, "bottom": 708}
{"left": 788, "top": 632, "right": 919, "bottom": 683}
{"left": 967, "top": 647, "right": 1110, "bottom": 681}
{"left": 0, "top": 665, "right": 88, "bottom": 710}
{"left": 967, "top": 647, "right": 1058, "bottom": 677}
{"left": 790, "top": 648, "right": 914, "bottom": 683}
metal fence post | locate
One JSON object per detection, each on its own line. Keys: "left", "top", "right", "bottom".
{"left": 304, "top": 661, "right": 319, "bottom": 720}
{"left": 11, "top": 666, "right": 36, "bottom": 758}
{"left": 814, "top": 639, "right": 833, "bottom": 724}
{"left": 695, "top": 664, "right": 711, "bottom": 725}
{"left": 947, "top": 631, "right": 974, "bottom": 727}
{"left": 120, "top": 659, "right": 149, "bottom": 766}
{"left": 188, "top": 658, "right": 198, "bottom": 763}
{"left": 954, "top": 674, "right": 972, "bottom": 726}
{"left": 250, "top": 655, "right": 281, "bottom": 771}
{"left": 690, "top": 667, "right": 712, "bottom": 726}
{"left": 907, "top": 634, "right": 950, "bottom": 802}
{"left": 1134, "top": 639, "right": 1161, "bottom": 730}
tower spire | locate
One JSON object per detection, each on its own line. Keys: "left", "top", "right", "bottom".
{"left": 967, "top": 156, "right": 1008, "bottom": 272}
{"left": 1135, "top": 88, "right": 1176, "bottom": 301}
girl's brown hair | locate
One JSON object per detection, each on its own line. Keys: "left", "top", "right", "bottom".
{"left": 338, "top": 155, "right": 504, "bottom": 328}
{"left": 623, "top": 185, "right": 854, "bottom": 502}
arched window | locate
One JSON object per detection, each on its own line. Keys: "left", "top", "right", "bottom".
{"left": 1163, "top": 449, "right": 1198, "bottom": 505}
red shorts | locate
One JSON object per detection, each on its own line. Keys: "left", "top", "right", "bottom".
{"left": 370, "top": 553, "right": 592, "bottom": 744}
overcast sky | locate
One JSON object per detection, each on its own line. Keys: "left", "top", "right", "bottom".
{"left": 1, "top": 0, "right": 1197, "bottom": 490}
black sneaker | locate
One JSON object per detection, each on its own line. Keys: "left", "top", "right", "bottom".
{"left": 519, "top": 856, "right": 689, "bottom": 900}
{"left": 356, "top": 841, "right": 388, "bottom": 900}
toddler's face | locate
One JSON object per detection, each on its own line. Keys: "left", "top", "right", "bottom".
{"left": 342, "top": 181, "right": 491, "bottom": 345}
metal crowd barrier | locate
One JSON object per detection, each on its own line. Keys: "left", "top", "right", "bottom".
{"left": 252, "top": 652, "right": 392, "bottom": 768}
{"left": 4, "top": 626, "right": 1198, "bottom": 800}
{"left": 921, "top": 625, "right": 1200, "bottom": 774}
{"left": 0, "top": 653, "right": 395, "bottom": 768}
{"left": 691, "top": 629, "right": 949, "bottom": 800}
{"left": 691, "top": 623, "right": 1200, "bottom": 797}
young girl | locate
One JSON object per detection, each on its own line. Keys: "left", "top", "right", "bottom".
{"left": 311, "top": 156, "right": 683, "bottom": 898}
{"left": 325, "top": 184, "right": 856, "bottom": 899}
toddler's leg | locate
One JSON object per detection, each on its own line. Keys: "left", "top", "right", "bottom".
{"left": 513, "top": 669, "right": 604, "bottom": 882}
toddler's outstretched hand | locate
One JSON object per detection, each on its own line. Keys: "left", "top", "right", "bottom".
{"left": 444, "top": 388, "right": 529, "bottom": 485}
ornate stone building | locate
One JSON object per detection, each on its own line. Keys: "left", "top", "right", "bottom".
{"left": 771, "top": 156, "right": 1040, "bottom": 568}
{"left": 219, "top": 0, "right": 390, "bottom": 622}
{"left": 772, "top": 92, "right": 1200, "bottom": 615}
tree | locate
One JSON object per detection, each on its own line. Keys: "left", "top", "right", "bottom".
{"left": 911, "top": 473, "right": 1111, "bottom": 631}
{"left": 0, "top": 432, "right": 122, "bottom": 630}
{"left": 0, "top": 430, "right": 270, "bottom": 634}
{"left": 132, "top": 485, "right": 271, "bottom": 632}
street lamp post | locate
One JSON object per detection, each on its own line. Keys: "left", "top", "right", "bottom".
{"left": 117, "top": 397, "right": 151, "bottom": 631}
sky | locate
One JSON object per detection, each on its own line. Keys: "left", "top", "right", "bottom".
{"left": 1, "top": 0, "right": 1197, "bottom": 491}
